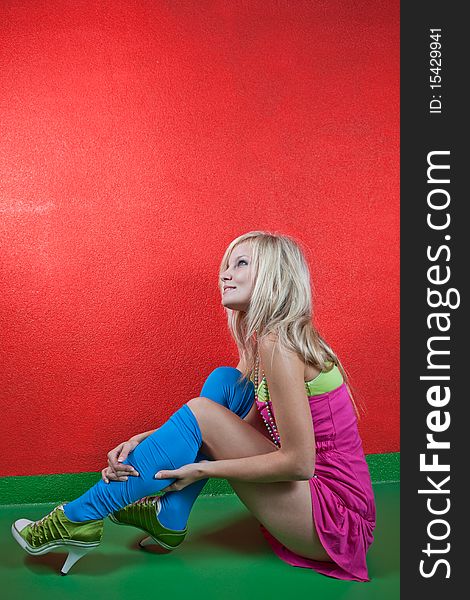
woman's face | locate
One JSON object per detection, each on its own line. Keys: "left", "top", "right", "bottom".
{"left": 220, "top": 242, "right": 254, "bottom": 312}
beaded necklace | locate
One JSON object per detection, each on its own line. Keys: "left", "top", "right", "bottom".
{"left": 254, "top": 353, "right": 281, "bottom": 447}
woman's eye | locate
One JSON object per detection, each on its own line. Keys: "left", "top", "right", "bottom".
{"left": 238, "top": 260, "right": 248, "bottom": 266}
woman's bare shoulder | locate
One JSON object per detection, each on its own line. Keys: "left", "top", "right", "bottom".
{"left": 258, "top": 334, "right": 321, "bottom": 381}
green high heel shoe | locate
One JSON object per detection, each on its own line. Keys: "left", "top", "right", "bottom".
{"left": 11, "top": 504, "right": 103, "bottom": 575}
{"left": 109, "top": 496, "right": 187, "bottom": 551}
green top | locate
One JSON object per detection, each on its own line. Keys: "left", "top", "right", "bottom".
{"left": 250, "top": 363, "right": 343, "bottom": 402}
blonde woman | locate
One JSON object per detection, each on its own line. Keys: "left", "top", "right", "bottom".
{"left": 12, "top": 231, "right": 376, "bottom": 581}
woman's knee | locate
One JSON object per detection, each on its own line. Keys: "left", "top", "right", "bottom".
{"left": 200, "top": 366, "right": 254, "bottom": 417}
{"left": 199, "top": 367, "right": 239, "bottom": 401}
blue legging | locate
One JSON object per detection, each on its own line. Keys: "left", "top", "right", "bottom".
{"left": 64, "top": 367, "right": 254, "bottom": 527}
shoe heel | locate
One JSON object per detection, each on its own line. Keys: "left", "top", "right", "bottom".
{"left": 139, "top": 536, "right": 155, "bottom": 548}
{"left": 139, "top": 536, "right": 173, "bottom": 553}
{"left": 60, "top": 545, "right": 96, "bottom": 575}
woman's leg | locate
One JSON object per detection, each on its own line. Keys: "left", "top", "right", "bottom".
{"left": 157, "top": 367, "right": 254, "bottom": 530}
{"left": 187, "top": 397, "right": 331, "bottom": 562}
{"left": 64, "top": 388, "right": 327, "bottom": 561}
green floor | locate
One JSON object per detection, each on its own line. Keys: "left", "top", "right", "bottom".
{"left": 2, "top": 482, "right": 399, "bottom": 600}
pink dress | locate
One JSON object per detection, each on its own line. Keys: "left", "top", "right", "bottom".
{"left": 254, "top": 375, "right": 376, "bottom": 582}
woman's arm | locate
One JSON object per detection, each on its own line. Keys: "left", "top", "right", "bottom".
{"left": 255, "top": 334, "right": 316, "bottom": 475}
{"left": 198, "top": 450, "right": 312, "bottom": 483}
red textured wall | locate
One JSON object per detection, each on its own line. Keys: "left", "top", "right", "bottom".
{"left": 0, "top": 0, "right": 399, "bottom": 477}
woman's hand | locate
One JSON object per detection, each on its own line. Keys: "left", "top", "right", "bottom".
{"left": 155, "top": 461, "right": 210, "bottom": 492}
{"left": 101, "top": 439, "right": 141, "bottom": 484}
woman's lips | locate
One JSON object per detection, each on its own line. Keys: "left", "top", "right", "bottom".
{"left": 223, "top": 287, "right": 236, "bottom": 294}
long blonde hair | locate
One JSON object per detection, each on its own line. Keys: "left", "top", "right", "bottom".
{"left": 219, "top": 230, "right": 361, "bottom": 418}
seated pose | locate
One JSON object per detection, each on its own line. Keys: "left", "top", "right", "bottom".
{"left": 11, "top": 230, "right": 376, "bottom": 581}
